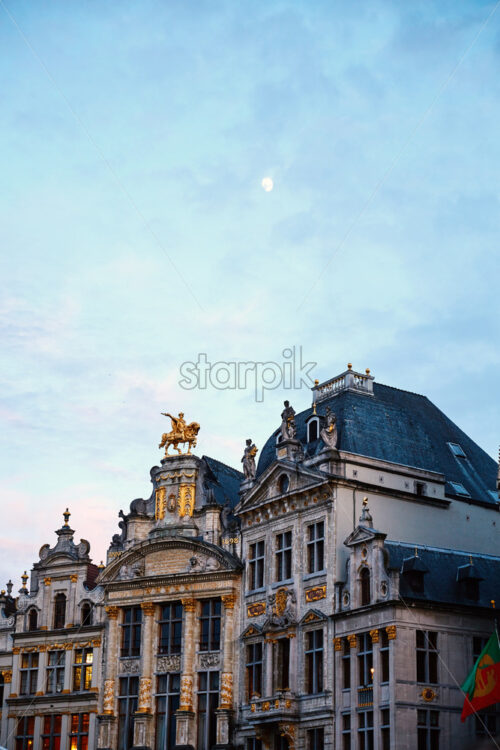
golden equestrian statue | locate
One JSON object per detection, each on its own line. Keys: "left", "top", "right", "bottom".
{"left": 159, "top": 412, "right": 200, "bottom": 456}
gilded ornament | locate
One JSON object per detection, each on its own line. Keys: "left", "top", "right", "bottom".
{"left": 69, "top": 574, "right": 78, "bottom": 583}
{"left": 386, "top": 625, "right": 397, "bottom": 640}
{"left": 369, "top": 629, "right": 380, "bottom": 643}
{"left": 1, "top": 670, "right": 12, "bottom": 683}
{"left": 179, "top": 674, "right": 194, "bottom": 711}
{"left": 421, "top": 687, "right": 437, "bottom": 702}
{"left": 140, "top": 601, "right": 156, "bottom": 617}
{"left": 159, "top": 412, "right": 200, "bottom": 456}
{"left": 219, "top": 672, "right": 233, "bottom": 708}
{"left": 181, "top": 597, "right": 197, "bottom": 612}
{"left": 44, "top": 577, "right": 51, "bottom": 587}
{"left": 305, "top": 585, "right": 326, "bottom": 603}
{"left": 105, "top": 606, "right": 120, "bottom": 620}
{"left": 247, "top": 602, "right": 266, "bottom": 618}
{"left": 178, "top": 484, "right": 195, "bottom": 517}
{"left": 222, "top": 594, "right": 236, "bottom": 610}
{"left": 138, "top": 677, "right": 152, "bottom": 711}
{"left": 103, "top": 678, "right": 115, "bottom": 713}
{"left": 334, "top": 637, "right": 342, "bottom": 651}
{"left": 155, "top": 488, "right": 166, "bottom": 520}
{"left": 347, "top": 634, "right": 357, "bottom": 649}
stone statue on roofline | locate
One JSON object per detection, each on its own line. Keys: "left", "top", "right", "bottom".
{"left": 280, "top": 400, "right": 297, "bottom": 440}
{"left": 241, "top": 439, "right": 258, "bottom": 480}
{"left": 320, "top": 406, "right": 338, "bottom": 449}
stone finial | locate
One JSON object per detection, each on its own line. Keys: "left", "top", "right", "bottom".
{"left": 20, "top": 571, "right": 28, "bottom": 592}
{"left": 6, "top": 579, "right": 13, "bottom": 595}
{"left": 63, "top": 508, "right": 71, "bottom": 526}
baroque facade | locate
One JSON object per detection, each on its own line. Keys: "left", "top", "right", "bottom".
{"left": 1, "top": 365, "right": 499, "bottom": 750}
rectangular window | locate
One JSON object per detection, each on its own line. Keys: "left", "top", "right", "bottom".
{"left": 342, "top": 714, "right": 351, "bottom": 750}
{"left": 246, "top": 740, "right": 262, "bottom": 750}
{"left": 249, "top": 541, "right": 265, "bottom": 590}
{"left": 416, "top": 631, "right": 438, "bottom": 684}
{"left": 275, "top": 638, "right": 290, "bottom": 691}
{"left": 118, "top": 676, "right": 139, "bottom": 750}
{"left": 155, "top": 673, "right": 180, "bottom": 750}
{"left": 15, "top": 716, "right": 34, "bottom": 750}
{"left": 69, "top": 713, "right": 89, "bottom": 750}
{"left": 417, "top": 709, "right": 439, "bottom": 750}
{"left": 358, "top": 633, "right": 373, "bottom": 687}
{"left": 305, "top": 629, "right": 323, "bottom": 694}
{"left": 307, "top": 521, "right": 325, "bottom": 574}
{"left": 358, "top": 711, "right": 374, "bottom": 750}
{"left": 197, "top": 671, "right": 219, "bottom": 750}
{"left": 276, "top": 531, "right": 292, "bottom": 581}
{"left": 307, "top": 728, "right": 324, "bottom": 750}
{"left": 158, "top": 602, "right": 182, "bottom": 655}
{"left": 20, "top": 652, "right": 38, "bottom": 696}
{"left": 46, "top": 650, "right": 65, "bottom": 694}
{"left": 121, "top": 606, "right": 142, "bottom": 658}
{"left": 343, "top": 638, "right": 351, "bottom": 689}
{"left": 380, "top": 630, "right": 389, "bottom": 684}
{"left": 41, "top": 714, "right": 62, "bottom": 750}
{"left": 381, "top": 708, "right": 390, "bottom": 750}
{"left": 73, "top": 648, "right": 93, "bottom": 692}
{"left": 246, "top": 642, "right": 263, "bottom": 699}
{"left": 200, "top": 598, "right": 221, "bottom": 651}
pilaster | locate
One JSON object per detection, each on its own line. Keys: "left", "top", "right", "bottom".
{"left": 175, "top": 597, "right": 197, "bottom": 750}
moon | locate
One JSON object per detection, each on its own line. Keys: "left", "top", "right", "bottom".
{"left": 261, "top": 177, "right": 274, "bottom": 192}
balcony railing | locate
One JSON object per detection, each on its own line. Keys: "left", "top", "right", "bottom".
{"left": 358, "top": 686, "right": 373, "bottom": 707}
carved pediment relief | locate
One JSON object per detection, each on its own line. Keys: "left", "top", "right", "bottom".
{"left": 344, "top": 525, "right": 386, "bottom": 547}
{"left": 101, "top": 538, "right": 239, "bottom": 583}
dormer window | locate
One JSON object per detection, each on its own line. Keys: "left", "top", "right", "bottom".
{"left": 457, "top": 562, "right": 482, "bottom": 602}
{"left": 28, "top": 608, "right": 38, "bottom": 631}
{"left": 81, "top": 602, "right": 92, "bottom": 626}
{"left": 415, "top": 482, "right": 426, "bottom": 497}
{"left": 53, "top": 593, "right": 66, "bottom": 630}
{"left": 360, "top": 567, "right": 371, "bottom": 606}
{"left": 307, "top": 418, "right": 319, "bottom": 442}
{"left": 401, "top": 555, "right": 428, "bottom": 593}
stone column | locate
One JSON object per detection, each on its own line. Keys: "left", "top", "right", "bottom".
{"left": 264, "top": 638, "right": 274, "bottom": 697}
{"left": 36, "top": 646, "right": 48, "bottom": 695}
{"left": 215, "top": 594, "right": 236, "bottom": 749}
{"left": 175, "top": 598, "right": 197, "bottom": 750}
{"left": 0, "top": 669, "right": 12, "bottom": 747}
{"left": 10, "top": 648, "right": 21, "bottom": 697}
{"left": 97, "top": 605, "right": 120, "bottom": 750}
{"left": 103, "top": 606, "right": 120, "bottom": 714}
{"left": 133, "top": 602, "right": 156, "bottom": 750}
{"left": 369, "top": 629, "right": 380, "bottom": 742}
{"left": 287, "top": 632, "right": 296, "bottom": 694}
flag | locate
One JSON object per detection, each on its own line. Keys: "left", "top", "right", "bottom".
{"left": 461, "top": 630, "right": 500, "bottom": 722}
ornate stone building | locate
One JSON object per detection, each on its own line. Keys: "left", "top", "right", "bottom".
{"left": 1, "top": 366, "right": 499, "bottom": 750}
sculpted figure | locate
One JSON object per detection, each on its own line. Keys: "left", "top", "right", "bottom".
{"left": 241, "top": 439, "right": 258, "bottom": 480}
{"left": 159, "top": 411, "right": 200, "bottom": 456}
{"left": 280, "top": 400, "right": 297, "bottom": 440}
{"left": 320, "top": 406, "right": 338, "bottom": 449}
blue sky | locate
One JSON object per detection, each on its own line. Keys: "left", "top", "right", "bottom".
{"left": 1, "top": 0, "right": 499, "bottom": 586}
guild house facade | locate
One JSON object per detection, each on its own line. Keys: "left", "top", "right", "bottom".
{"left": 1, "top": 365, "right": 499, "bottom": 750}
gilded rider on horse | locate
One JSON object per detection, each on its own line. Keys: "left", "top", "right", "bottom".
{"left": 161, "top": 412, "right": 187, "bottom": 441}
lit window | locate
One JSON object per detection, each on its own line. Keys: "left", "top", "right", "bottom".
{"left": 73, "top": 648, "right": 93, "bottom": 691}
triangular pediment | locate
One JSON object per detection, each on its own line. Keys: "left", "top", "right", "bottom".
{"left": 236, "top": 460, "right": 327, "bottom": 514}
{"left": 344, "top": 525, "right": 386, "bottom": 547}
{"left": 241, "top": 624, "right": 263, "bottom": 638}
{"left": 300, "top": 608, "right": 327, "bottom": 625}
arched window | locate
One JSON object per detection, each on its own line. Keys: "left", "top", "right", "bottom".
{"left": 307, "top": 419, "right": 319, "bottom": 442}
{"left": 278, "top": 474, "right": 290, "bottom": 494}
{"left": 28, "top": 608, "right": 38, "bottom": 631}
{"left": 81, "top": 602, "right": 92, "bottom": 626}
{"left": 53, "top": 593, "right": 66, "bottom": 629}
{"left": 360, "top": 568, "right": 371, "bottom": 606}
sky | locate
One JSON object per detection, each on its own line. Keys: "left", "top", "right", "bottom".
{"left": 1, "top": 0, "right": 499, "bottom": 588}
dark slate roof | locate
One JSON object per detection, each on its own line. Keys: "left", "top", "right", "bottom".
{"left": 202, "top": 456, "right": 243, "bottom": 509}
{"left": 386, "top": 541, "right": 500, "bottom": 610}
{"left": 256, "top": 382, "right": 498, "bottom": 506}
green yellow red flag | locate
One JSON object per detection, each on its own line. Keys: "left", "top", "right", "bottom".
{"left": 461, "top": 630, "right": 500, "bottom": 722}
